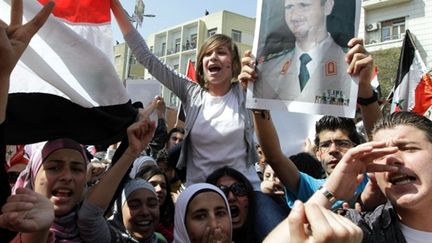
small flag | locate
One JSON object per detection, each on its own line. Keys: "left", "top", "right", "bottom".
{"left": 186, "top": 59, "right": 197, "bottom": 83}
{"left": 390, "top": 30, "right": 428, "bottom": 113}
{"left": 370, "top": 65, "right": 382, "bottom": 98}
{"left": 176, "top": 60, "right": 197, "bottom": 124}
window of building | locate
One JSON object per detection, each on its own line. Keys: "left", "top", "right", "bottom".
{"left": 175, "top": 38, "right": 181, "bottom": 52}
{"left": 170, "top": 92, "right": 178, "bottom": 107}
{"left": 207, "top": 28, "right": 217, "bottom": 37}
{"left": 150, "top": 46, "right": 154, "bottom": 53}
{"left": 129, "top": 56, "right": 136, "bottom": 65}
{"left": 173, "top": 64, "right": 179, "bottom": 71}
{"left": 381, "top": 17, "right": 405, "bottom": 42}
{"left": 231, "top": 30, "right": 242, "bottom": 42}
{"left": 161, "top": 42, "right": 166, "bottom": 55}
{"left": 115, "top": 55, "right": 122, "bottom": 65}
{"left": 190, "top": 34, "right": 197, "bottom": 49}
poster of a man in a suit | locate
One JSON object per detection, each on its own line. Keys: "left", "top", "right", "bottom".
{"left": 247, "top": 0, "right": 361, "bottom": 117}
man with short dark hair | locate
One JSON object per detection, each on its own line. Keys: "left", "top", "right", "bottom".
{"left": 308, "top": 111, "right": 432, "bottom": 241}
{"left": 254, "top": 113, "right": 368, "bottom": 209}
{"left": 166, "top": 127, "right": 185, "bottom": 150}
{"left": 314, "top": 116, "right": 361, "bottom": 177}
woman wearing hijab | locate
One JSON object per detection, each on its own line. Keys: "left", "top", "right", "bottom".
{"left": 80, "top": 178, "right": 166, "bottom": 243}
{"left": 78, "top": 118, "right": 165, "bottom": 243}
{"left": 174, "top": 183, "right": 232, "bottom": 243}
{"left": 12, "top": 138, "right": 89, "bottom": 242}
{"left": 136, "top": 166, "right": 175, "bottom": 242}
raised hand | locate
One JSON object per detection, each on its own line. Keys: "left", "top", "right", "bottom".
{"left": 288, "top": 201, "right": 363, "bottom": 243}
{"left": 126, "top": 118, "right": 156, "bottom": 157}
{"left": 238, "top": 50, "right": 256, "bottom": 90}
{"left": 323, "top": 141, "right": 399, "bottom": 201}
{"left": 0, "top": 0, "right": 54, "bottom": 79}
{"left": 345, "top": 38, "right": 373, "bottom": 84}
{"left": 0, "top": 187, "right": 54, "bottom": 233}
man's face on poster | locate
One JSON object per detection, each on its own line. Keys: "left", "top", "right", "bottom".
{"left": 284, "top": 0, "right": 333, "bottom": 41}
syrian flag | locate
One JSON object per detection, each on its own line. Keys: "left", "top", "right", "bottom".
{"left": 390, "top": 30, "right": 428, "bottom": 113}
{"left": 176, "top": 59, "right": 197, "bottom": 124}
{"left": 2, "top": 0, "right": 137, "bottom": 145}
{"left": 370, "top": 65, "right": 382, "bottom": 98}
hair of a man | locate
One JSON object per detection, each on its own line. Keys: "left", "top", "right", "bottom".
{"left": 372, "top": 111, "right": 432, "bottom": 143}
{"left": 314, "top": 116, "right": 361, "bottom": 147}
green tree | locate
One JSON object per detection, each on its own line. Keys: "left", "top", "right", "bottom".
{"left": 370, "top": 47, "right": 401, "bottom": 99}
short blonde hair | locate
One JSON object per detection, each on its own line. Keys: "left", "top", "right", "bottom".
{"left": 196, "top": 34, "right": 241, "bottom": 88}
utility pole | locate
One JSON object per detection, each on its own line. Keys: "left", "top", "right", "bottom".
{"left": 123, "top": 0, "right": 155, "bottom": 83}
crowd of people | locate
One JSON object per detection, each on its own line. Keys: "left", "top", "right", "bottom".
{"left": 1, "top": 0, "right": 432, "bottom": 243}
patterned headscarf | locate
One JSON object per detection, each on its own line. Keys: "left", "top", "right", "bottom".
{"left": 11, "top": 138, "right": 87, "bottom": 243}
{"left": 13, "top": 138, "right": 88, "bottom": 192}
{"left": 173, "top": 183, "right": 232, "bottom": 243}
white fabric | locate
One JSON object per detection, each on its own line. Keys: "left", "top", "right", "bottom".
{"left": 1, "top": 0, "right": 129, "bottom": 108}
{"left": 400, "top": 223, "right": 432, "bottom": 243}
{"left": 188, "top": 90, "right": 260, "bottom": 189}
{"left": 173, "top": 183, "right": 232, "bottom": 243}
{"left": 129, "top": 155, "right": 157, "bottom": 178}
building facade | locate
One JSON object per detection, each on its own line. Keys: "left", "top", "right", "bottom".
{"left": 359, "top": 0, "right": 432, "bottom": 68}
{"left": 144, "top": 10, "right": 255, "bottom": 107}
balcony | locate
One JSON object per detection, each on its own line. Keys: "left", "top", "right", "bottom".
{"left": 363, "top": 0, "right": 412, "bottom": 10}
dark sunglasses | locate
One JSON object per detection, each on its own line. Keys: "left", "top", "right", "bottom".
{"left": 7, "top": 171, "right": 20, "bottom": 184}
{"left": 218, "top": 182, "right": 248, "bottom": 197}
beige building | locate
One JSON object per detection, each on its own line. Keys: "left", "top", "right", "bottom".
{"left": 113, "top": 10, "right": 255, "bottom": 108}
{"left": 360, "top": 0, "right": 432, "bottom": 68}
{"left": 114, "top": 42, "right": 148, "bottom": 82}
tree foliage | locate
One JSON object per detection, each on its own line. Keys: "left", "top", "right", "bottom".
{"left": 370, "top": 47, "right": 401, "bottom": 99}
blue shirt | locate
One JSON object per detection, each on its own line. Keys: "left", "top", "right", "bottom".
{"left": 285, "top": 172, "right": 368, "bottom": 210}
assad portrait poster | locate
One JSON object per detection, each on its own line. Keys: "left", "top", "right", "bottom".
{"left": 247, "top": 0, "right": 362, "bottom": 118}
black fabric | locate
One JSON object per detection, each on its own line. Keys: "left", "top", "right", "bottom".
{"left": 5, "top": 93, "right": 138, "bottom": 145}
{"left": 147, "top": 118, "right": 168, "bottom": 158}
{"left": 394, "top": 30, "right": 416, "bottom": 89}
{"left": 0, "top": 123, "right": 17, "bottom": 241}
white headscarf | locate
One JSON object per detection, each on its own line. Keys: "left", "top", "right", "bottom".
{"left": 128, "top": 155, "right": 157, "bottom": 178}
{"left": 173, "top": 183, "right": 232, "bottom": 243}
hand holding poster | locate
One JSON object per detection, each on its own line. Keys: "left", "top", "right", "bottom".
{"left": 247, "top": 0, "right": 361, "bottom": 118}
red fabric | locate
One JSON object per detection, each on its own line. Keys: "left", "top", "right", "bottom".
{"left": 412, "top": 73, "right": 432, "bottom": 115}
{"left": 186, "top": 59, "right": 197, "bottom": 82}
{"left": 5, "top": 145, "right": 28, "bottom": 171}
{"left": 38, "top": 0, "right": 111, "bottom": 23}
{"left": 157, "top": 223, "right": 173, "bottom": 243}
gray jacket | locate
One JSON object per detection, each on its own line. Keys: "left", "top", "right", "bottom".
{"left": 124, "top": 29, "right": 258, "bottom": 172}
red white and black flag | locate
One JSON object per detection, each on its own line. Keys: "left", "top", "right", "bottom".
{"left": 1, "top": 0, "right": 137, "bottom": 145}
{"left": 390, "top": 29, "right": 429, "bottom": 114}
